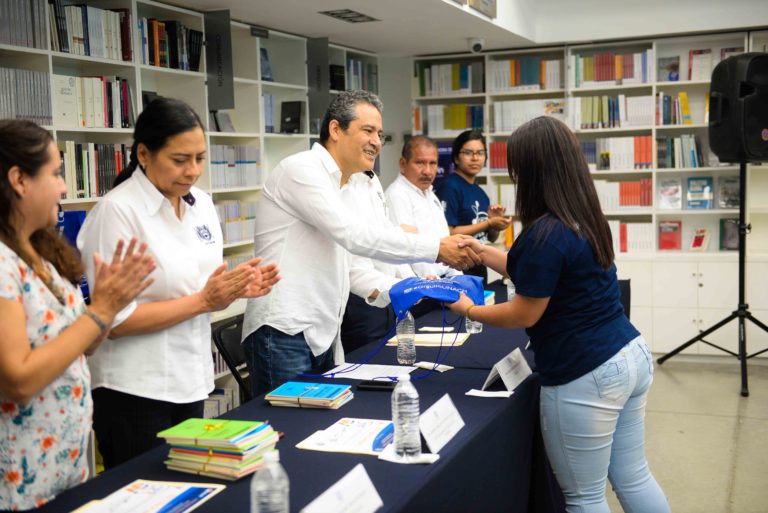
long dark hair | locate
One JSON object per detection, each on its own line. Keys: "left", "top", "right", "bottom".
{"left": 507, "top": 116, "right": 614, "bottom": 269}
{"left": 114, "top": 97, "right": 205, "bottom": 188}
{"left": 0, "top": 120, "right": 83, "bottom": 283}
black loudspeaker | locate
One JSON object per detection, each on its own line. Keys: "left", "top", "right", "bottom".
{"left": 709, "top": 52, "right": 768, "bottom": 163}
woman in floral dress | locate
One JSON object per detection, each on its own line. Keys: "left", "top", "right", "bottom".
{"left": 0, "top": 120, "right": 155, "bottom": 510}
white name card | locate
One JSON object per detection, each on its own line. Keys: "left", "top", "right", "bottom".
{"left": 300, "top": 463, "right": 383, "bottom": 513}
{"left": 481, "top": 348, "right": 532, "bottom": 392}
{"left": 419, "top": 393, "right": 465, "bottom": 454}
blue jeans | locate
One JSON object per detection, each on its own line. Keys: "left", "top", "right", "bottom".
{"left": 540, "top": 336, "right": 670, "bottom": 513}
{"left": 243, "top": 325, "right": 335, "bottom": 397}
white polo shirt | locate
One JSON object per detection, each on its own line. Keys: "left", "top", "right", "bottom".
{"left": 77, "top": 169, "right": 222, "bottom": 403}
{"left": 242, "top": 143, "right": 438, "bottom": 359}
{"left": 343, "top": 171, "right": 414, "bottom": 307}
{"left": 385, "top": 174, "right": 461, "bottom": 279}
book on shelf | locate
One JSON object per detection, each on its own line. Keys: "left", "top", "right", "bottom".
{"left": 260, "top": 47, "right": 273, "bottom": 81}
{"left": 689, "top": 227, "right": 711, "bottom": 251}
{"left": 657, "top": 56, "right": 680, "bottom": 82}
{"left": 688, "top": 49, "right": 712, "bottom": 81}
{"left": 658, "top": 177, "right": 682, "bottom": 210}
{"left": 720, "top": 46, "right": 744, "bottom": 62}
{"left": 280, "top": 101, "right": 303, "bottom": 134}
{"left": 330, "top": 64, "right": 345, "bottom": 90}
{"left": 265, "top": 381, "right": 353, "bottom": 409}
{"left": 678, "top": 91, "right": 692, "bottom": 125}
{"left": 212, "top": 111, "right": 236, "bottom": 132}
{"left": 717, "top": 175, "right": 740, "bottom": 209}
{"left": 659, "top": 220, "right": 682, "bottom": 250}
{"left": 686, "top": 176, "right": 714, "bottom": 209}
{"left": 52, "top": 74, "right": 79, "bottom": 128}
{"left": 720, "top": 218, "right": 739, "bottom": 250}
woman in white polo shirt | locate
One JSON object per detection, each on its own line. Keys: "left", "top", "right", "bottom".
{"left": 77, "top": 98, "right": 279, "bottom": 469}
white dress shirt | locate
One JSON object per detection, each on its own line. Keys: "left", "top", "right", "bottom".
{"left": 385, "top": 174, "right": 462, "bottom": 278}
{"left": 77, "top": 170, "right": 222, "bottom": 403}
{"left": 242, "top": 143, "right": 438, "bottom": 359}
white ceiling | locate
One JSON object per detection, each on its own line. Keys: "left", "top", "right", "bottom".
{"left": 165, "top": 0, "right": 768, "bottom": 57}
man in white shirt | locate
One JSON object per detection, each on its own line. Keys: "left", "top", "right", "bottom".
{"left": 242, "top": 90, "right": 479, "bottom": 395}
{"left": 386, "top": 135, "right": 464, "bottom": 280}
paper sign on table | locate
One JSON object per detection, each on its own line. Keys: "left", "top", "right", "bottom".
{"left": 300, "top": 463, "right": 383, "bottom": 513}
{"left": 481, "top": 348, "right": 532, "bottom": 392}
{"left": 419, "top": 393, "right": 465, "bottom": 454}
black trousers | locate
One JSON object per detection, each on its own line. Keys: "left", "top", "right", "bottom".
{"left": 92, "top": 387, "right": 204, "bottom": 470}
{"left": 340, "top": 294, "right": 397, "bottom": 354}
{"left": 465, "top": 263, "right": 488, "bottom": 286}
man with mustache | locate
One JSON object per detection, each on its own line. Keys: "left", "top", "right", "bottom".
{"left": 242, "top": 91, "right": 480, "bottom": 396}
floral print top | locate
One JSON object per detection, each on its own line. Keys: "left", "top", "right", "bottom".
{"left": 0, "top": 241, "right": 92, "bottom": 511}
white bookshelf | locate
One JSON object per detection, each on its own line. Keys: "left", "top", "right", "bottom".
{"left": 411, "top": 29, "right": 768, "bottom": 354}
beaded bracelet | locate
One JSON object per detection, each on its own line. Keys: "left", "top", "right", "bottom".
{"left": 83, "top": 308, "right": 109, "bottom": 334}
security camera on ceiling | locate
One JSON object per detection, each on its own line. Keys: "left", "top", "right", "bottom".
{"left": 467, "top": 37, "right": 484, "bottom": 53}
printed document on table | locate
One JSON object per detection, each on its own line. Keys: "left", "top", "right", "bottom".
{"left": 296, "top": 418, "right": 394, "bottom": 456}
{"left": 72, "top": 479, "right": 225, "bottom": 513}
{"left": 328, "top": 363, "right": 415, "bottom": 381}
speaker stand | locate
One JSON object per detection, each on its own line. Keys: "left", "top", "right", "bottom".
{"left": 657, "top": 161, "right": 768, "bottom": 397}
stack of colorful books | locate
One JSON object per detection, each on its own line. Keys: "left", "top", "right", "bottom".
{"left": 157, "top": 418, "right": 280, "bottom": 481}
{"left": 265, "top": 381, "right": 353, "bottom": 409}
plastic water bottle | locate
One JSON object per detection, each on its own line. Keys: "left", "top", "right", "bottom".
{"left": 396, "top": 311, "right": 416, "bottom": 365}
{"left": 391, "top": 374, "right": 421, "bottom": 460}
{"left": 506, "top": 279, "right": 516, "bottom": 301}
{"left": 250, "top": 450, "right": 289, "bottom": 513}
{"left": 465, "top": 307, "right": 483, "bottom": 334}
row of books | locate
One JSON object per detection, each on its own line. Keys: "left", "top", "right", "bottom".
{"left": 594, "top": 179, "right": 653, "bottom": 209}
{"left": 265, "top": 381, "right": 353, "bottom": 409}
{"left": 411, "top": 103, "right": 484, "bottom": 137}
{"left": 214, "top": 200, "right": 257, "bottom": 244}
{"left": 658, "top": 219, "right": 739, "bottom": 251}
{"left": 488, "top": 141, "right": 508, "bottom": 173}
{"left": 0, "top": 0, "right": 46, "bottom": 49}
{"left": 567, "top": 95, "right": 655, "bottom": 130}
{"left": 486, "top": 57, "right": 563, "bottom": 92}
{"left": 59, "top": 141, "right": 128, "bottom": 199}
{"left": 658, "top": 175, "right": 739, "bottom": 210}
{"left": 570, "top": 49, "right": 653, "bottom": 88}
{"left": 414, "top": 61, "right": 484, "bottom": 97}
{"left": 52, "top": 74, "right": 134, "bottom": 129}
{"left": 582, "top": 136, "right": 654, "bottom": 171}
{"left": 158, "top": 418, "right": 280, "bottom": 480}
{"left": 607, "top": 221, "right": 655, "bottom": 253}
{"left": 209, "top": 144, "right": 263, "bottom": 190}
{"left": 655, "top": 91, "right": 700, "bottom": 126}
{"left": 656, "top": 134, "right": 706, "bottom": 169}
{"left": 656, "top": 47, "right": 742, "bottom": 83}
{"left": 0, "top": 67, "right": 52, "bottom": 126}
{"left": 490, "top": 98, "right": 565, "bottom": 133}
{"left": 137, "top": 17, "right": 203, "bottom": 71}
{"left": 203, "top": 388, "right": 238, "bottom": 418}
{"left": 347, "top": 58, "right": 379, "bottom": 94}
{"left": 48, "top": 1, "right": 131, "bottom": 61}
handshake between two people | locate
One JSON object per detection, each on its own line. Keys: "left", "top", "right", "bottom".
{"left": 436, "top": 235, "right": 486, "bottom": 271}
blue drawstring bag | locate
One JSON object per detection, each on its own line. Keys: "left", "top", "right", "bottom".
{"left": 389, "top": 275, "right": 484, "bottom": 321}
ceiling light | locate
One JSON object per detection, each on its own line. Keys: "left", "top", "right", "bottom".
{"left": 318, "top": 9, "right": 380, "bottom": 23}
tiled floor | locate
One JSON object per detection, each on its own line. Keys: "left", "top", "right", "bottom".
{"left": 605, "top": 354, "right": 768, "bottom": 513}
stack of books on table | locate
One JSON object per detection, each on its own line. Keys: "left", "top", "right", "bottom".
{"left": 157, "top": 418, "right": 279, "bottom": 481}
{"left": 265, "top": 381, "right": 353, "bottom": 409}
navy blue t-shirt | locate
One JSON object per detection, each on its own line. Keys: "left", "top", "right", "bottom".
{"left": 436, "top": 173, "right": 491, "bottom": 244}
{"left": 506, "top": 216, "right": 639, "bottom": 386}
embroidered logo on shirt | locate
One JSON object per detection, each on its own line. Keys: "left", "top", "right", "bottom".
{"left": 195, "top": 225, "right": 215, "bottom": 244}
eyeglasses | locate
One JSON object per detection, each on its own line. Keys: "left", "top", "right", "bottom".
{"left": 458, "top": 149, "right": 486, "bottom": 158}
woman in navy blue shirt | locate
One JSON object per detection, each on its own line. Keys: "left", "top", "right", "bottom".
{"left": 450, "top": 117, "right": 669, "bottom": 513}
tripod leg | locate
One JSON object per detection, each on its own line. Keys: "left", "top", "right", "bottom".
{"left": 745, "top": 311, "right": 768, "bottom": 334}
{"left": 657, "top": 313, "right": 737, "bottom": 364}
{"left": 739, "top": 315, "right": 748, "bottom": 397}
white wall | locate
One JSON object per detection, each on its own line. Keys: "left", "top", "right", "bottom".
{"left": 377, "top": 57, "right": 414, "bottom": 189}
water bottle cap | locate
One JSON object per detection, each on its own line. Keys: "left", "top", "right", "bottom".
{"left": 263, "top": 450, "right": 279, "bottom": 462}
{"left": 398, "top": 374, "right": 411, "bottom": 382}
